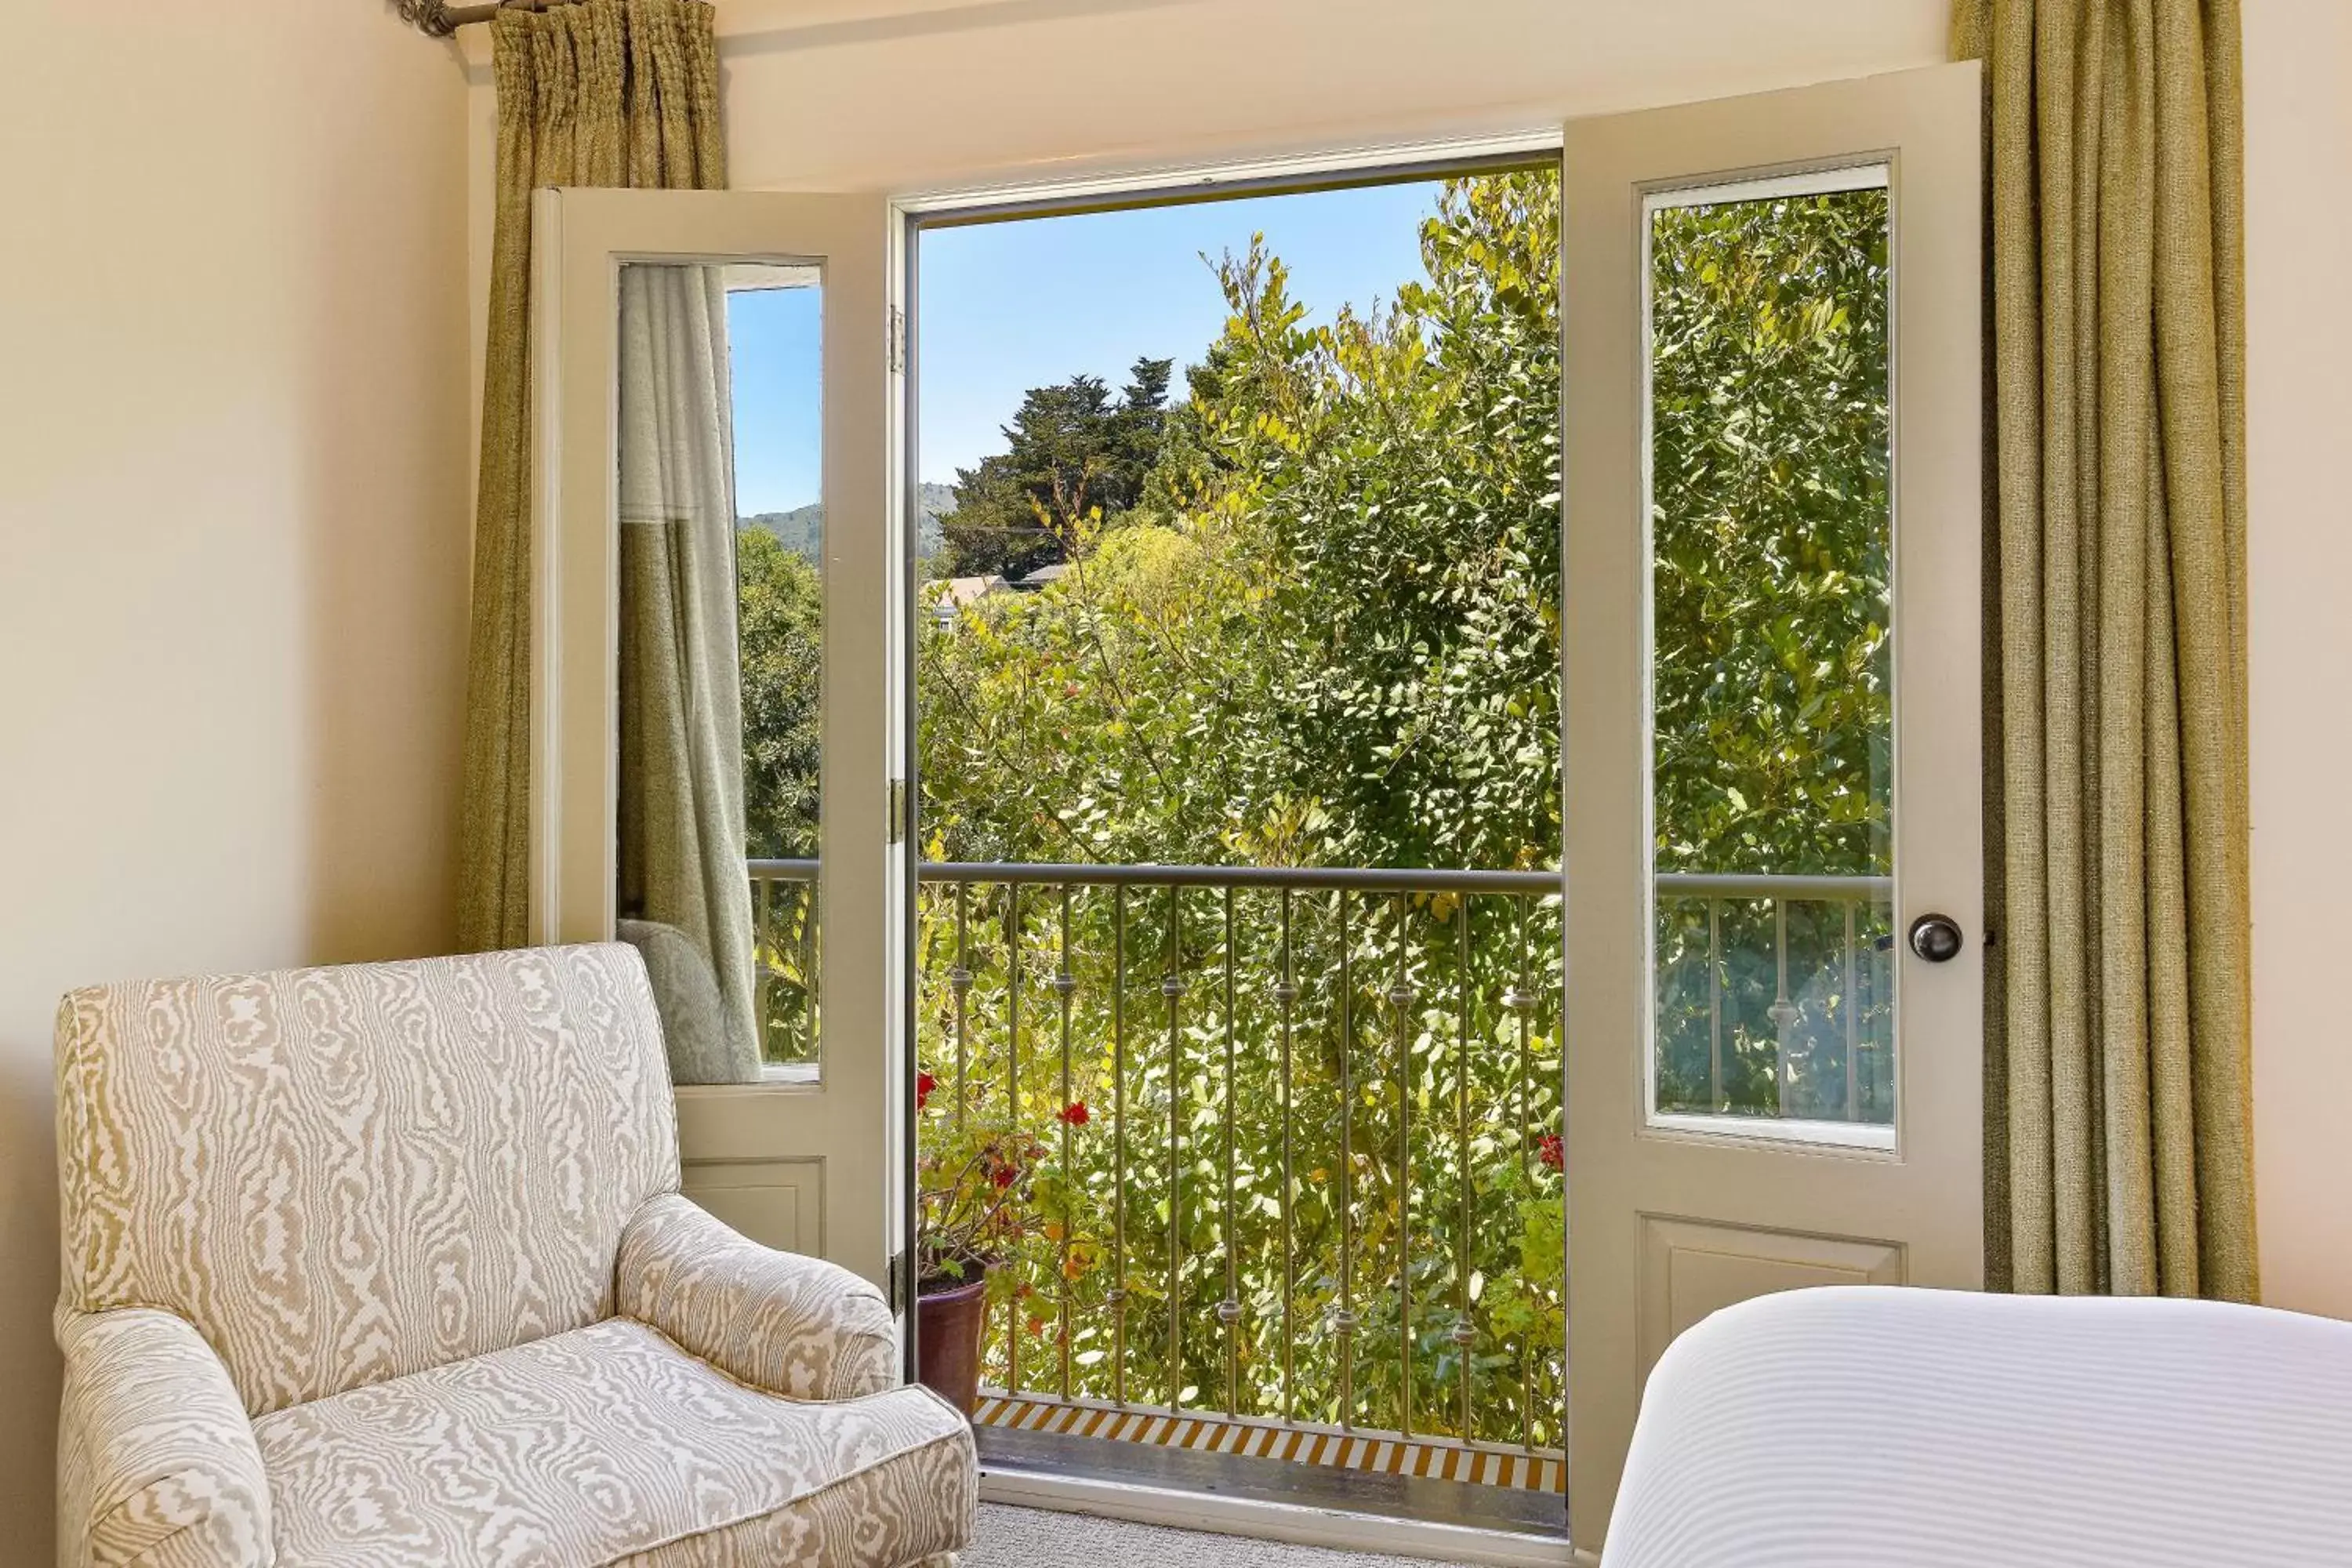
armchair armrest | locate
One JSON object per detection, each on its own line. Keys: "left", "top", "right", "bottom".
{"left": 56, "top": 1308, "right": 270, "bottom": 1568}
{"left": 617, "top": 1192, "right": 898, "bottom": 1400}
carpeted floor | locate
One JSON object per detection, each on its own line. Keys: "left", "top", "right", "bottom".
{"left": 962, "top": 1504, "right": 1467, "bottom": 1566}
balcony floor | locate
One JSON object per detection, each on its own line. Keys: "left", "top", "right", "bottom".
{"left": 965, "top": 1504, "right": 1475, "bottom": 1566}
{"left": 976, "top": 1407, "right": 1568, "bottom": 1540}
{"left": 977, "top": 1392, "right": 1564, "bottom": 1494}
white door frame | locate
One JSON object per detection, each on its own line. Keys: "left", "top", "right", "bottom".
{"left": 890, "top": 132, "right": 1577, "bottom": 1565}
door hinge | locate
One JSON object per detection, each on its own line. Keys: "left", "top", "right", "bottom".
{"left": 887, "top": 777, "right": 908, "bottom": 844}
{"left": 887, "top": 304, "right": 906, "bottom": 374}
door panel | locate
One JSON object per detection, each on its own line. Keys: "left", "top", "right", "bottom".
{"left": 1562, "top": 63, "right": 1983, "bottom": 1550}
{"left": 678, "top": 1153, "right": 825, "bottom": 1255}
{"left": 1636, "top": 1216, "right": 1905, "bottom": 1375}
{"left": 532, "top": 187, "right": 900, "bottom": 1290}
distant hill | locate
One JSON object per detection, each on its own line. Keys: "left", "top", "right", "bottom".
{"left": 741, "top": 481, "right": 956, "bottom": 562}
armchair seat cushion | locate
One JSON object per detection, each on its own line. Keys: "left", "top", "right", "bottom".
{"left": 252, "top": 1318, "right": 974, "bottom": 1567}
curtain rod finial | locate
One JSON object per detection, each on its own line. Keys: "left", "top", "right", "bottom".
{"left": 397, "top": 0, "right": 459, "bottom": 38}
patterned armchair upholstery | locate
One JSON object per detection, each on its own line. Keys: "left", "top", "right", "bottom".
{"left": 53, "top": 944, "right": 974, "bottom": 1567}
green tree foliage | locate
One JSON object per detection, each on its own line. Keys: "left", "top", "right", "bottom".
{"left": 1169, "top": 173, "right": 1563, "bottom": 873}
{"left": 913, "top": 172, "right": 1573, "bottom": 1442}
{"left": 739, "top": 171, "right": 1900, "bottom": 1436}
{"left": 1650, "top": 190, "right": 1892, "bottom": 879}
{"left": 936, "top": 357, "right": 1174, "bottom": 579}
{"left": 920, "top": 172, "right": 1563, "bottom": 877}
{"left": 1646, "top": 189, "right": 1896, "bottom": 1123}
{"left": 737, "top": 526, "right": 822, "bottom": 860}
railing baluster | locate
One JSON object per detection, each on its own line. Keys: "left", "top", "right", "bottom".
{"left": 1771, "top": 896, "right": 1794, "bottom": 1118}
{"left": 1844, "top": 900, "right": 1860, "bottom": 1123}
{"left": 952, "top": 882, "right": 971, "bottom": 1129}
{"left": 1456, "top": 892, "right": 1474, "bottom": 1441}
{"left": 753, "top": 874, "right": 772, "bottom": 1063}
{"left": 1007, "top": 882, "right": 1022, "bottom": 1394}
{"left": 802, "top": 877, "right": 818, "bottom": 1061}
{"left": 1165, "top": 881, "right": 1184, "bottom": 1411}
{"left": 1707, "top": 898, "right": 1723, "bottom": 1112}
{"left": 1337, "top": 889, "right": 1356, "bottom": 1431}
{"left": 1276, "top": 887, "right": 1295, "bottom": 1428}
{"left": 1512, "top": 894, "right": 1534, "bottom": 1451}
{"left": 1392, "top": 890, "right": 1414, "bottom": 1442}
{"left": 1057, "top": 884, "right": 1076, "bottom": 1402}
{"left": 1112, "top": 884, "right": 1128, "bottom": 1409}
{"left": 1221, "top": 884, "right": 1240, "bottom": 1419}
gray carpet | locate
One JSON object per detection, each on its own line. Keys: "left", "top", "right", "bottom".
{"left": 964, "top": 1504, "right": 1468, "bottom": 1566}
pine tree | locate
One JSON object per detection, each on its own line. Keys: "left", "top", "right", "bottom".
{"left": 936, "top": 355, "right": 1174, "bottom": 579}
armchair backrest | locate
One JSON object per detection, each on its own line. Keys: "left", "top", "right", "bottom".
{"left": 54, "top": 943, "right": 681, "bottom": 1416}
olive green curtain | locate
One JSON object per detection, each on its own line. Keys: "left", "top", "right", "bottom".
{"left": 1954, "top": 0, "right": 2256, "bottom": 1300}
{"left": 458, "top": 0, "right": 726, "bottom": 953}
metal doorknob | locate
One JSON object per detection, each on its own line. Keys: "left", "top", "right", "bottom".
{"left": 1907, "top": 913, "right": 1964, "bottom": 963}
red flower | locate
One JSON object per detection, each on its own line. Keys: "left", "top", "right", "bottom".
{"left": 1058, "top": 1102, "right": 1091, "bottom": 1127}
{"left": 1537, "top": 1132, "right": 1563, "bottom": 1172}
{"left": 991, "top": 1165, "right": 1018, "bottom": 1189}
{"left": 916, "top": 1072, "right": 938, "bottom": 1111}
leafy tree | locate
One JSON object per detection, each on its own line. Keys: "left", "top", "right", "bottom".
{"left": 1650, "top": 190, "right": 1892, "bottom": 880}
{"left": 936, "top": 357, "right": 1174, "bottom": 579}
{"left": 741, "top": 170, "right": 1900, "bottom": 1436}
{"left": 737, "top": 526, "right": 822, "bottom": 860}
{"left": 921, "top": 172, "right": 1564, "bottom": 878}
{"left": 913, "top": 173, "right": 1573, "bottom": 1440}
{"left": 1646, "top": 189, "right": 1896, "bottom": 1122}
{"left": 1171, "top": 172, "right": 1563, "bottom": 873}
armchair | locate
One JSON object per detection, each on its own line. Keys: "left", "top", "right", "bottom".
{"left": 54, "top": 943, "right": 974, "bottom": 1567}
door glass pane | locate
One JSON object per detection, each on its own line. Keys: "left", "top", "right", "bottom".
{"left": 613, "top": 259, "right": 824, "bottom": 1084}
{"left": 1644, "top": 170, "right": 1895, "bottom": 1138}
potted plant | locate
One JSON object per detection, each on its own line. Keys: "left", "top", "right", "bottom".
{"left": 913, "top": 1081, "right": 1053, "bottom": 1414}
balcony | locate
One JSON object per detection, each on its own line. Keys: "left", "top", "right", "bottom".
{"left": 747, "top": 858, "right": 1887, "bottom": 1527}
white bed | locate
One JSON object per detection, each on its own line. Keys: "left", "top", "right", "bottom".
{"left": 1603, "top": 1284, "right": 2352, "bottom": 1567}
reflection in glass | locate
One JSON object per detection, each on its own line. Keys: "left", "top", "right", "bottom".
{"left": 1646, "top": 178, "right": 1895, "bottom": 1128}
{"left": 614, "top": 260, "right": 823, "bottom": 1083}
{"left": 731, "top": 266, "right": 826, "bottom": 1073}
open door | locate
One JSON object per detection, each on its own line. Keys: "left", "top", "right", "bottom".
{"left": 531, "top": 187, "right": 904, "bottom": 1293}
{"left": 1561, "top": 64, "right": 1984, "bottom": 1551}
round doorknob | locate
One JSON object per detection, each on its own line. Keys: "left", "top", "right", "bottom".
{"left": 1907, "top": 913, "right": 1964, "bottom": 963}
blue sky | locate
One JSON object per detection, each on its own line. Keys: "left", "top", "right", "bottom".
{"left": 728, "top": 283, "right": 826, "bottom": 519}
{"left": 726, "top": 180, "right": 1446, "bottom": 516}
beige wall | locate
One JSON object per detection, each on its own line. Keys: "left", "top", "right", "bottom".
{"left": 2244, "top": 0, "right": 2352, "bottom": 1321}
{"left": 0, "top": 3, "right": 473, "bottom": 1555}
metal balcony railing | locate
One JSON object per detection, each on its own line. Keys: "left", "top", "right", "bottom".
{"left": 1651, "top": 873, "right": 1896, "bottom": 1127}
{"left": 746, "top": 857, "right": 1888, "bottom": 1457}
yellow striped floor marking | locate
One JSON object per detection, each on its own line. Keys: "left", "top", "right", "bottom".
{"left": 972, "top": 1392, "right": 1566, "bottom": 1496}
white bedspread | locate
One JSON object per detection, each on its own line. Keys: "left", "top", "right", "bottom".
{"left": 1603, "top": 1285, "right": 2352, "bottom": 1567}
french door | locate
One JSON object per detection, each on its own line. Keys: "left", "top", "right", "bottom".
{"left": 530, "top": 187, "right": 906, "bottom": 1292}
{"left": 1560, "top": 62, "right": 1984, "bottom": 1552}
{"left": 522, "top": 56, "right": 1985, "bottom": 1558}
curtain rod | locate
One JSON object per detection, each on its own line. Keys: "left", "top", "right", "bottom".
{"left": 400, "top": 0, "right": 711, "bottom": 38}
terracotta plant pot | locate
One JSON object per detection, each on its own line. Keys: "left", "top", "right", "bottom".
{"left": 915, "top": 1272, "right": 990, "bottom": 1416}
